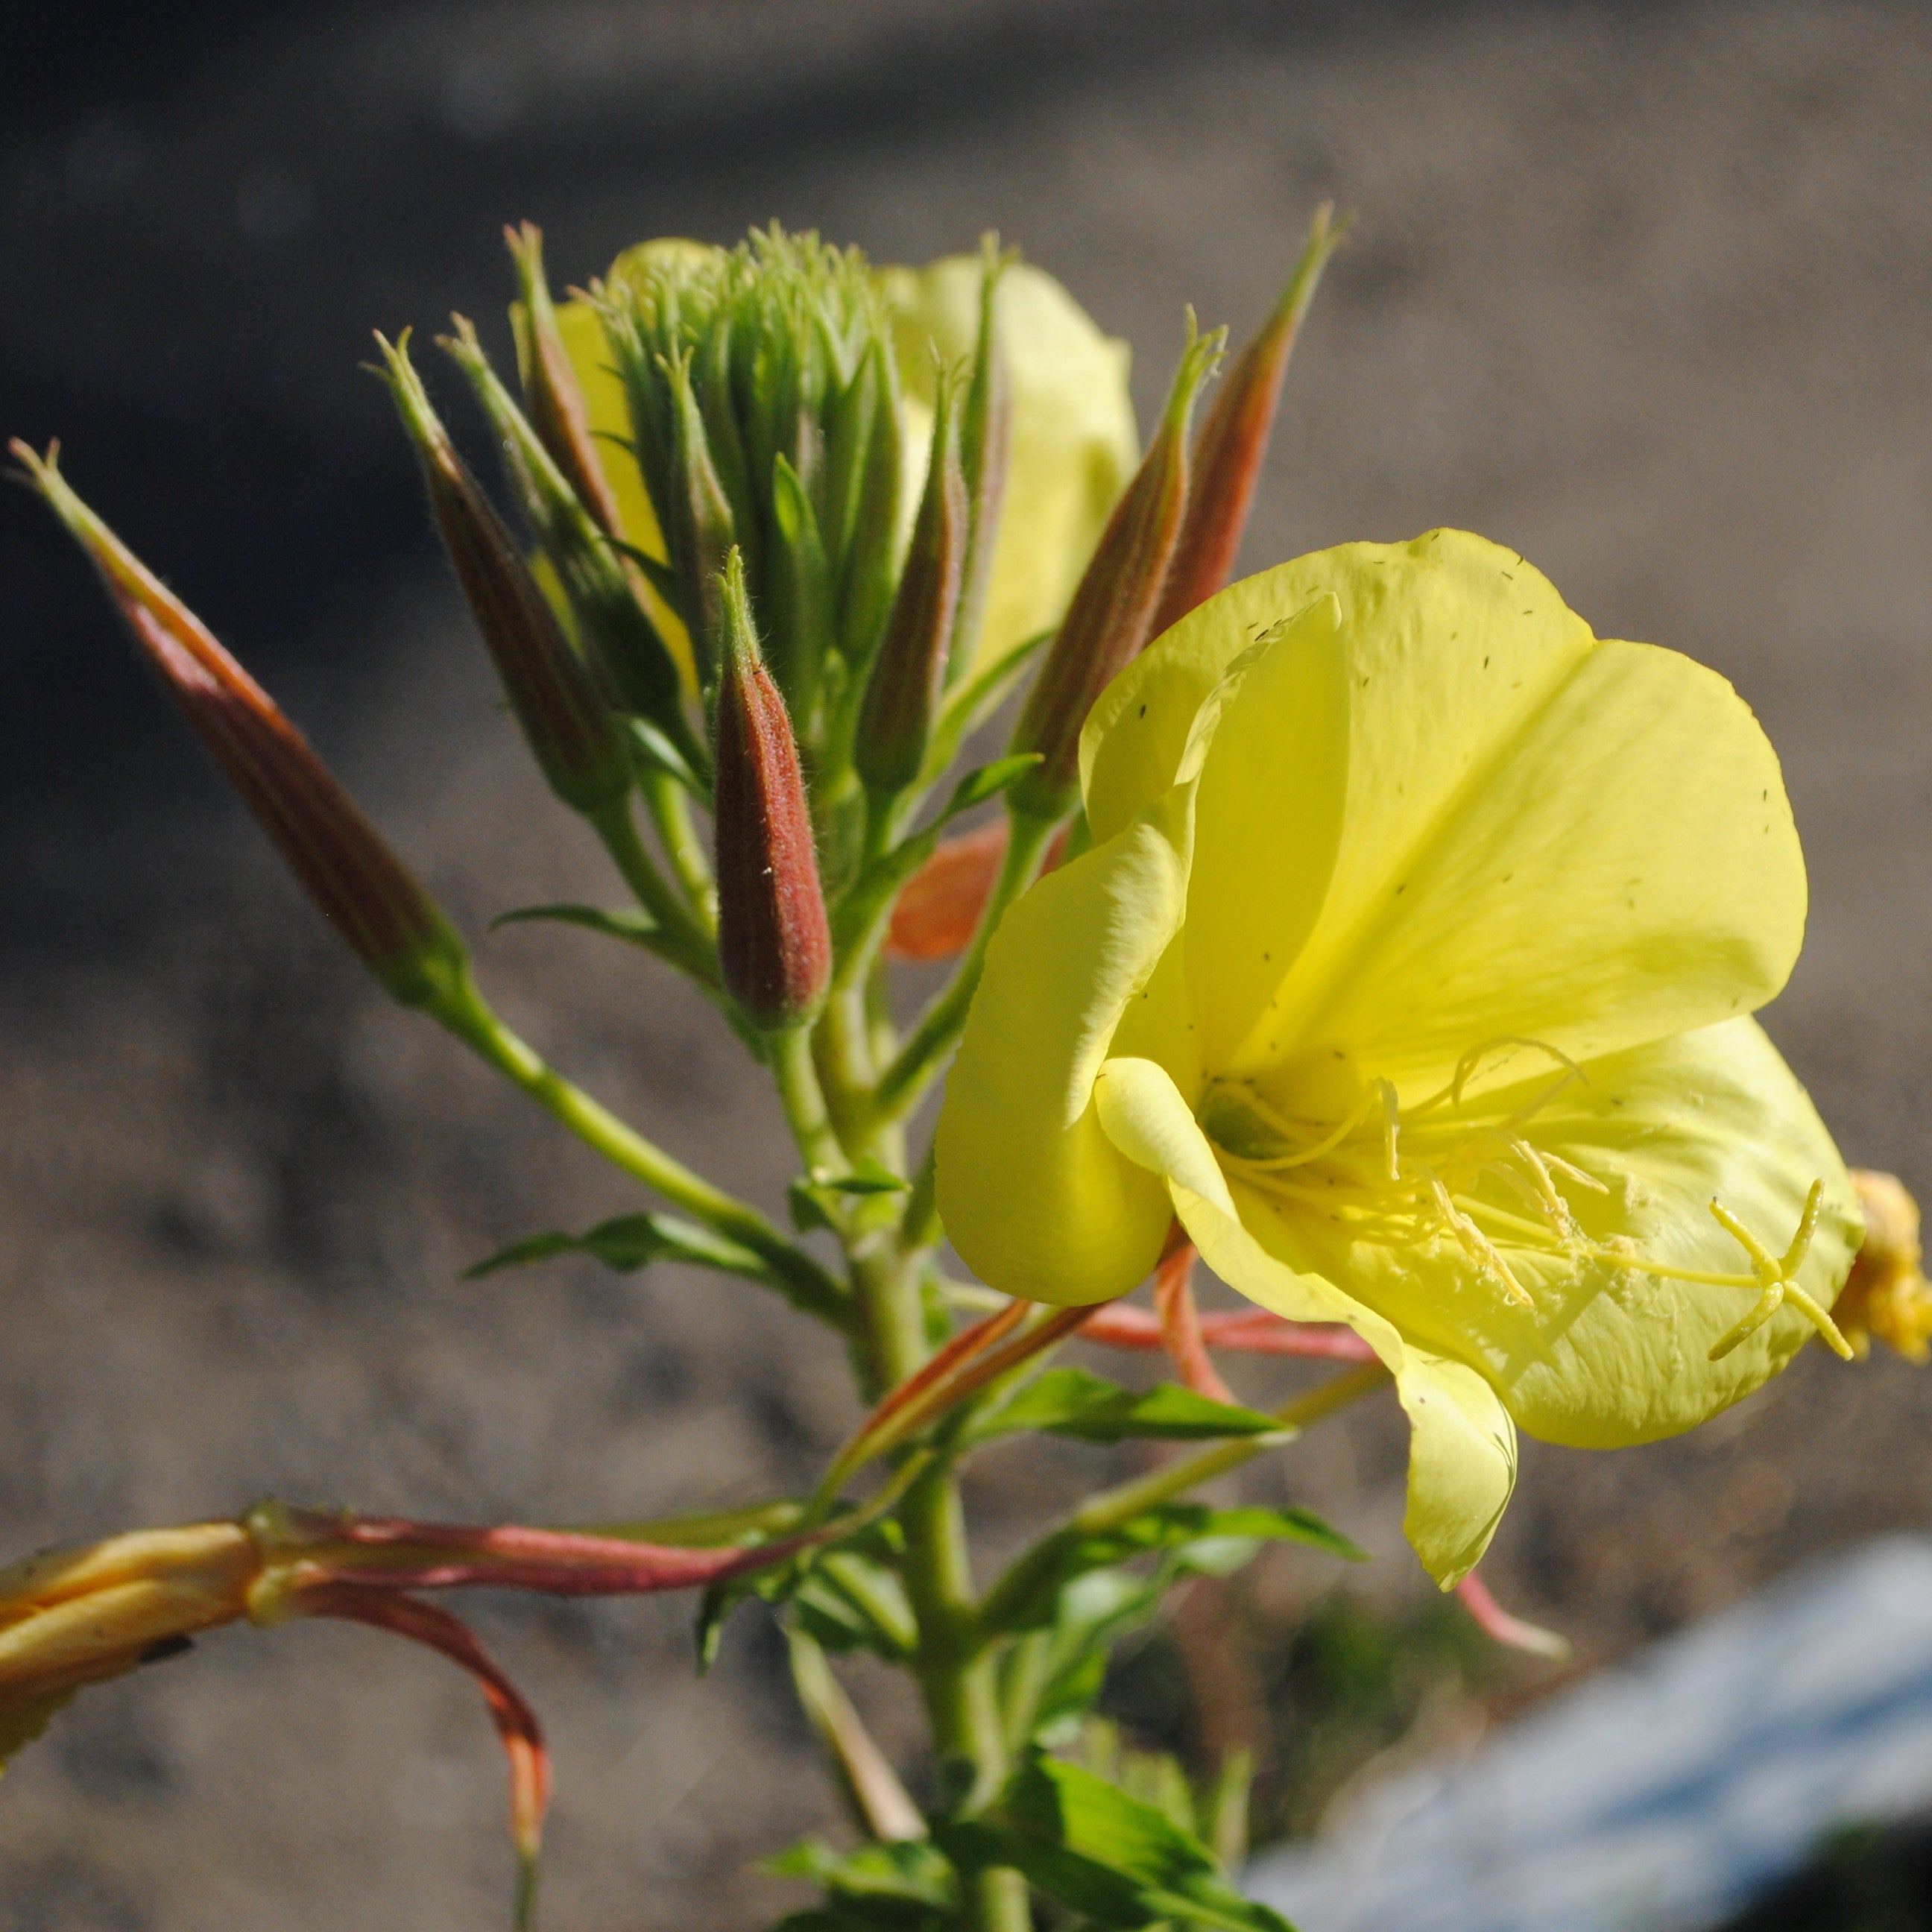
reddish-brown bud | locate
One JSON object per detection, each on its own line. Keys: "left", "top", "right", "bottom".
{"left": 712, "top": 552, "right": 831, "bottom": 1029}
{"left": 855, "top": 364, "right": 967, "bottom": 794}
{"left": 376, "top": 332, "right": 632, "bottom": 818}
{"left": 505, "top": 220, "right": 626, "bottom": 542}
{"left": 11, "top": 441, "right": 470, "bottom": 1010}
{"left": 1009, "top": 318, "right": 1224, "bottom": 820}
{"left": 1153, "top": 204, "right": 1341, "bottom": 632}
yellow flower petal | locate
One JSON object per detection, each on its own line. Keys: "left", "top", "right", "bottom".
{"left": 877, "top": 257, "right": 1138, "bottom": 678}
{"left": 1233, "top": 1017, "right": 1858, "bottom": 1449}
{"left": 934, "top": 791, "right": 1192, "bottom": 1304}
{"left": 1093, "top": 1055, "right": 1516, "bottom": 1585}
{"left": 1089, "top": 531, "right": 1805, "bottom": 1096}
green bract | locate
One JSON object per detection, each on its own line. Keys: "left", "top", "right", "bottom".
{"left": 936, "top": 530, "right": 1861, "bottom": 1586}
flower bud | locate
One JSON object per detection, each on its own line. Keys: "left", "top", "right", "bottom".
{"left": 665, "top": 343, "right": 738, "bottom": 684}
{"left": 1836, "top": 1169, "right": 1932, "bottom": 1363}
{"left": 711, "top": 551, "right": 832, "bottom": 1029}
{"left": 1008, "top": 318, "right": 1224, "bottom": 820}
{"left": 377, "top": 333, "right": 633, "bottom": 818}
{"left": 835, "top": 332, "right": 908, "bottom": 668}
{"left": 1152, "top": 204, "right": 1340, "bottom": 633}
{"left": 11, "top": 441, "right": 470, "bottom": 1010}
{"left": 435, "top": 321, "right": 692, "bottom": 757}
{"left": 504, "top": 221, "right": 626, "bottom": 542}
{"left": 855, "top": 363, "right": 966, "bottom": 794}
{"left": 947, "top": 236, "right": 1013, "bottom": 682}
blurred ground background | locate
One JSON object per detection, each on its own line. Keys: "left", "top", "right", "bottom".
{"left": 2, "top": 1, "right": 1931, "bottom": 1926}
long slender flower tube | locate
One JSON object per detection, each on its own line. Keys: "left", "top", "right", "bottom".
{"left": 936, "top": 530, "right": 1861, "bottom": 1585}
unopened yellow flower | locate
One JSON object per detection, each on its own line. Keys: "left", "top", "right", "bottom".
{"left": 552, "top": 239, "right": 1137, "bottom": 683}
{"left": 937, "top": 531, "right": 1860, "bottom": 1585}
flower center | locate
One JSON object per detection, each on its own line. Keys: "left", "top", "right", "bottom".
{"left": 1198, "top": 1038, "right": 1849, "bottom": 1363}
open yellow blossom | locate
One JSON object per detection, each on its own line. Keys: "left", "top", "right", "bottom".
{"left": 551, "top": 239, "right": 1137, "bottom": 682}
{"left": 936, "top": 531, "right": 1860, "bottom": 1585}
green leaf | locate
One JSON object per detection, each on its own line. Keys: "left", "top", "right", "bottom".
{"left": 626, "top": 716, "right": 709, "bottom": 798}
{"left": 765, "top": 1837, "right": 957, "bottom": 1918}
{"left": 492, "top": 902, "right": 658, "bottom": 944}
{"left": 463, "top": 1211, "right": 774, "bottom": 1284}
{"left": 793, "top": 1550, "right": 918, "bottom": 1661}
{"left": 788, "top": 1179, "right": 842, "bottom": 1235}
{"left": 988, "top": 1504, "right": 1364, "bottom": 1636}
{"left": 939, "top": 1755, "right": 1295, "bottom": 1931}
{"left": 972, "top": 1368, "right": 1285, "bottom": 1446}
{"left": 938, "top": 753, "right": 1042, "bottom": 824}
{"left": 923, "top": 625, "right": 1052, "bottom": 780}
{"left": 811, "top": 1155, "right": 912, "bottom": 1197}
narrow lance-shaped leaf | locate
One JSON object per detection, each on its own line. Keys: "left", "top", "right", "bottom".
{"left": 939, "top": 1755, "right": 1295, "bottom": 1932}
{"left": 1152, "top": 203, "right": 1341, "bottom": 631}
{"left": 10, "top": 443, "right": 470, "bottom": 1011}
{"left": 376, "top": 331, "right": 633, "bottom": 818}
{"left": 855, "top": 361, "right": 967, "bottom": 795}
{"left": 1009, "top": 316, "right": 1225, "bottom": 820}
{"left": 712, "top": 550, "right": 833, "bottom": 1029}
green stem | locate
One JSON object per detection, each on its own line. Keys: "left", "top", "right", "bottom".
{"left": 847, "top": 1243, "right": 1030, "bottom": 1932}
{"left": 872, "top": 808, "right": 1055, "bottom": 1123}
{"left": 979, "top": 1362, "right": 1390, "bottom": 1636}
{"left": 434, "top": 972, "right": 847, "bottom": 1328}
{"left": 771, "top": 1023, "right": 847, "bottom": 1179}
{"left": 642, "top": 768, "right": 718, "bottom": 934}
{"left": 590, "top": 796, "right": 714, "bottom": 976}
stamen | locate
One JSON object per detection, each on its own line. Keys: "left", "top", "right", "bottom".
{"left": 1203, "top": 1040, "right": 1846, "bottom": 1365}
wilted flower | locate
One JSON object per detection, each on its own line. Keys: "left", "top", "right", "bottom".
{"left": 938, "top": 531, "right": 1861, "bottom": 1584}
{"left": 1836, "top": 1169, "right": 1932, "bottom": 1363}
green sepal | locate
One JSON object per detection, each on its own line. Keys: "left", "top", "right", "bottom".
{"left": 937, "top": 1755, "right": 1296, "bottom": 1932}
{"left": 461, "top": 1210, "right": 774, "bottom": 1284}
{"left": 986, "top": 1504, "right": 1364, "bottom": 1636}
{"left": 968, "top": 1367, "right": 1284, "bottom": 1446}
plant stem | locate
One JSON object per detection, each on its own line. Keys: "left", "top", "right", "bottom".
{"left": 590, "top": 795, "right": 715, "bottom": 976}
{"left": 434, "top": 973, "right": 847, "bottom": 1327}
{"left": 641, "top": 767, "right": 717, "bottom": 932}
{"left": 771, "top": 1023, "right": 847, "bottom": 1179}
{"left": 847, "top": 1242, "right": 1031, "bottom": 1932}
{"left": 872, "top": 809, "right": 1054, "bottom": 1123}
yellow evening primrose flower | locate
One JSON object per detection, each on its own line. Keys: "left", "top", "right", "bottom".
{"left": 550, "top": 239, "right": 1137, "bottom": 686}
{"left": 935, "top": 530, "right": 1860, "bottom": 1586}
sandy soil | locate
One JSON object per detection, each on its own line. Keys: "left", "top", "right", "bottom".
{"left": 1, "top": 3, "right": 1929, "bottom": 1926}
